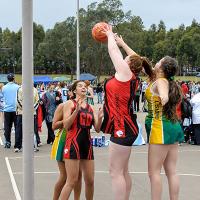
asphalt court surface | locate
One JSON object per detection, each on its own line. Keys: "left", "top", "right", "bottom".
{"left": 0, "top": 111, "right": 200, "bottom": 200}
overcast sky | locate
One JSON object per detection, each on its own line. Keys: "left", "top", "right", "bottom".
{"left": 0, "top": 0, "right": 200, "bottom": 31}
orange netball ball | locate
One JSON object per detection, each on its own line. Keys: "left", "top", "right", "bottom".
{"left": 92, "top": 22, "right": 109, "bottom": 43}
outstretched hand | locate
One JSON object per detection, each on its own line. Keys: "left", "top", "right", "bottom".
{"left": 114, "top": 34, "right": 125, "bottom": 47}
{"left": 101, "top": 24, "right": 113, "bottom": 37}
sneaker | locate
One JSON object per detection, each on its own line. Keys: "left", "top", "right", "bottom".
{"left": 4, "top": 142, "right": 11, "bottom": 148}
{"left": 37, "top": 142, "right": 43, "bottom": 147}
{"left": 34, "top": 147, "right": 39, "bottom": 152}
{"left": 14, "top": 148, "right": 21, "bottom": 153}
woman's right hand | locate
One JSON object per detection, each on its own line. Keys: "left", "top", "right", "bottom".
{"left": 75, "top": 98, "right": 84, "bottom": 112}
{"left": 102, "top": 25, "right": 113, "bottom": 37}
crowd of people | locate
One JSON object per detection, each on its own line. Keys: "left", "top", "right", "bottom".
{"left": 0, "top": 26, "right": 200, "bottom": 200}
{"left": 0, "top": 75, "right": 103, "bottom": 153}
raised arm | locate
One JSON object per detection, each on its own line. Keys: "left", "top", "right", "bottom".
{"left": 115, "top": 35, "right": 138, "bottom": 56}
{"left": 104, "top": 26, "right": 132, "bottom": 78}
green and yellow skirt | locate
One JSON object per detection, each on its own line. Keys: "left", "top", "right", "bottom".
{"left": 145, "top": 117, "right": 184, "bottom": 144}
{"left": 51, "top": 129, "right": 67, "bottom": 161}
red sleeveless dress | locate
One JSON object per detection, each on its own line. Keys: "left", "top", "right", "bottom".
{"left": 64, "top": 100, "right": 94, "bottom": 160}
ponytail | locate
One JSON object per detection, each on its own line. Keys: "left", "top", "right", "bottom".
{"left": 163, "top": 80, "right": 181, "bottom": 122}
{"left": 142, "top": 57, "right": 155, "bottom": 80}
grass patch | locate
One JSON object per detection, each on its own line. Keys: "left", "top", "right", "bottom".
{"left": 13, "top": 74, "right": 200, "bottom": 84}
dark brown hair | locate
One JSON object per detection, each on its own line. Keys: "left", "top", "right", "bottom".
{"left": 161, "top": 56, "right": 181, "bottom": 122}
{"left": 141, "top": 57, "right": 155, "bottom": 80}
{"left": 71, "top": 80, "right": 87, "bottom": 99}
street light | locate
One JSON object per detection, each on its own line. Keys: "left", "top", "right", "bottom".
{"left": 76, "top": 0, "right": 80, "bottom": 80}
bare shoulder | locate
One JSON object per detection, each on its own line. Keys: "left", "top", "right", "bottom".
{"left": 156, "top": 78, "right": 169, "bottom": 85}
{"left": 63, "top": 100, "right": 74, "bottom": 109}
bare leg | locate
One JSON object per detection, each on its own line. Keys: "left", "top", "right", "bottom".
{"left": 60, "top": 159, "right": 80, "bottom": 200}
{"left": 124, "top": 158, "right": 132, "bottom": 200}
{"left": 74, "top": 169, "right": 82, "bottom": 200}
{"left": 81, "top": 160, "right": 94, "bottom": 200}
{"left": 0, "top": 112, "right": 3, "bottom": 129}
{"left": 109, "top": 142, "right": 132, "bottom": 200}
{"left": 53, "top": 161, "right": 66, "bottom": 200}
{"left": 163, "top": 144, "right": 179, "bottom": 200}
{"left": 148, "top": 144, "right": 169, "bottom": 200}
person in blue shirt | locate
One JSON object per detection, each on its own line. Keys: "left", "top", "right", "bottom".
{"left": 0, "top": 83, "right": 4, "bottom": 130}
{"left": 60, "top": 82, "right": 68, "bottom": 102}
{"left": 2, "top": 73, "right": 20, "bottom": 148}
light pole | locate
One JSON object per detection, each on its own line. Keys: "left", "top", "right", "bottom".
{"left": 76, "top": 0, "right": 80, "bottom": 80}
{"left": 22, "top": 0, "right": 34, "bottom": 200}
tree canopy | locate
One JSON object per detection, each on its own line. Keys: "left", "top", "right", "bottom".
{"left": 0, "top": 0, "right": 200, "bottom": 76}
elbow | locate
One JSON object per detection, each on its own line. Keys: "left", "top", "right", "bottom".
{"left": 52, "top": 123, "right": 56, "bottom": 131}
{"left": 161, "top": 96, "right": 169, "bottom": 106}
{"left": 63, "top": 121, "right": 68, "bottom": 130}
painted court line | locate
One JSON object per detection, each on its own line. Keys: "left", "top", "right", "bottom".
{"left": 7, "top": 148, "right": 200, "bottom": 160}
{"left": 5, "top": 157, "right": 21, "bottom": 200}
{"left": 8, "top": 155, "right": 50, "bottom": 160}
{"left": 0, "top": 136, "right": 3, "bottom": 145}
{"left": 12, "top": 170, "right": 200, "bottom": 177}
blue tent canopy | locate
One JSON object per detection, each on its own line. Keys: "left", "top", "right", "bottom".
{"left": 0, "top": 74, "right": 8, "bottom": 83}
{"left": 79, "top": 73, "right": 96, "bottom": 81}
{"left": 33, "top": 76, "right": 53, "bottom": 84}
{"left": 53, "top": 76, "right": 71, "bottom": 82}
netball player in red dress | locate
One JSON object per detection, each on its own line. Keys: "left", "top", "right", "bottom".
{"left": 60, "top": 80, "right": 103, "bottom": 200}
{"left": 101, "top": 26, "right": 149, "bottom": 200}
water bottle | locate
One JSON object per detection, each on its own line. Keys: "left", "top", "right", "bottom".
{"left": 101, "top": 134, "right": 105, "bottom": 147}
{"left": 98, "top": 137, "right": 102, "bottom": 147}
{"left": 90, "top": 137, "right": 93, "bottom": 145}
{"left": 94, "top": 136, "right": 98, "bottom": 147}
{"left": 92, "top": 137, "right": 95, "bottom": 146}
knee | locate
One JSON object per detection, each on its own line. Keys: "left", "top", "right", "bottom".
{"left": 84, "top": 176, "right": 94, "bottom": 187}
{"left": 58, "top": 175, "right": 67, "bottom": 185}
{"left": 67, "top": 176, "right": 79, "bottom": 188}
{"left": 109, "top": 167, "right": 123, "bottom": 179}
{"left": 165, "top": 170, "right": 176, "bottom": 178}
{"left": 148, "top": 171, "right": 160, "bottom": 181}
{"left": 109, "top": 167, "right": 115, "bottom": 178}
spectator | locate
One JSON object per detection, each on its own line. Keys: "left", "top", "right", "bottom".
{"left": 134, "top": 79, "right": 141, "bottom": 112}
{"left": 96, "top": 83, "right": 103, "bottom": 104}
{"left": 15, "top": 86, "right": 40, "bottom": 152}
{"left": 0, "top": 83, "right": 4, "bottom": 130}
{"left": 85, "top": 80, "right": 94, "bottom": 105}
{"left": 42, "top": 84, "right": 57, "bottom": 144}
{"left": 141, "top": 80, "right": 148, "bottom": 102}
{"left": 181, "top": 81, "right": 189, "bottom": 97}
{"left": 2, "top": 73, "right": 19, "bottom": 148}
{"left": 190, "top": 90, "right": 200, "bottom": 145}
{"left": 60, "top": 82, "right": 68, "bottom": 102}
